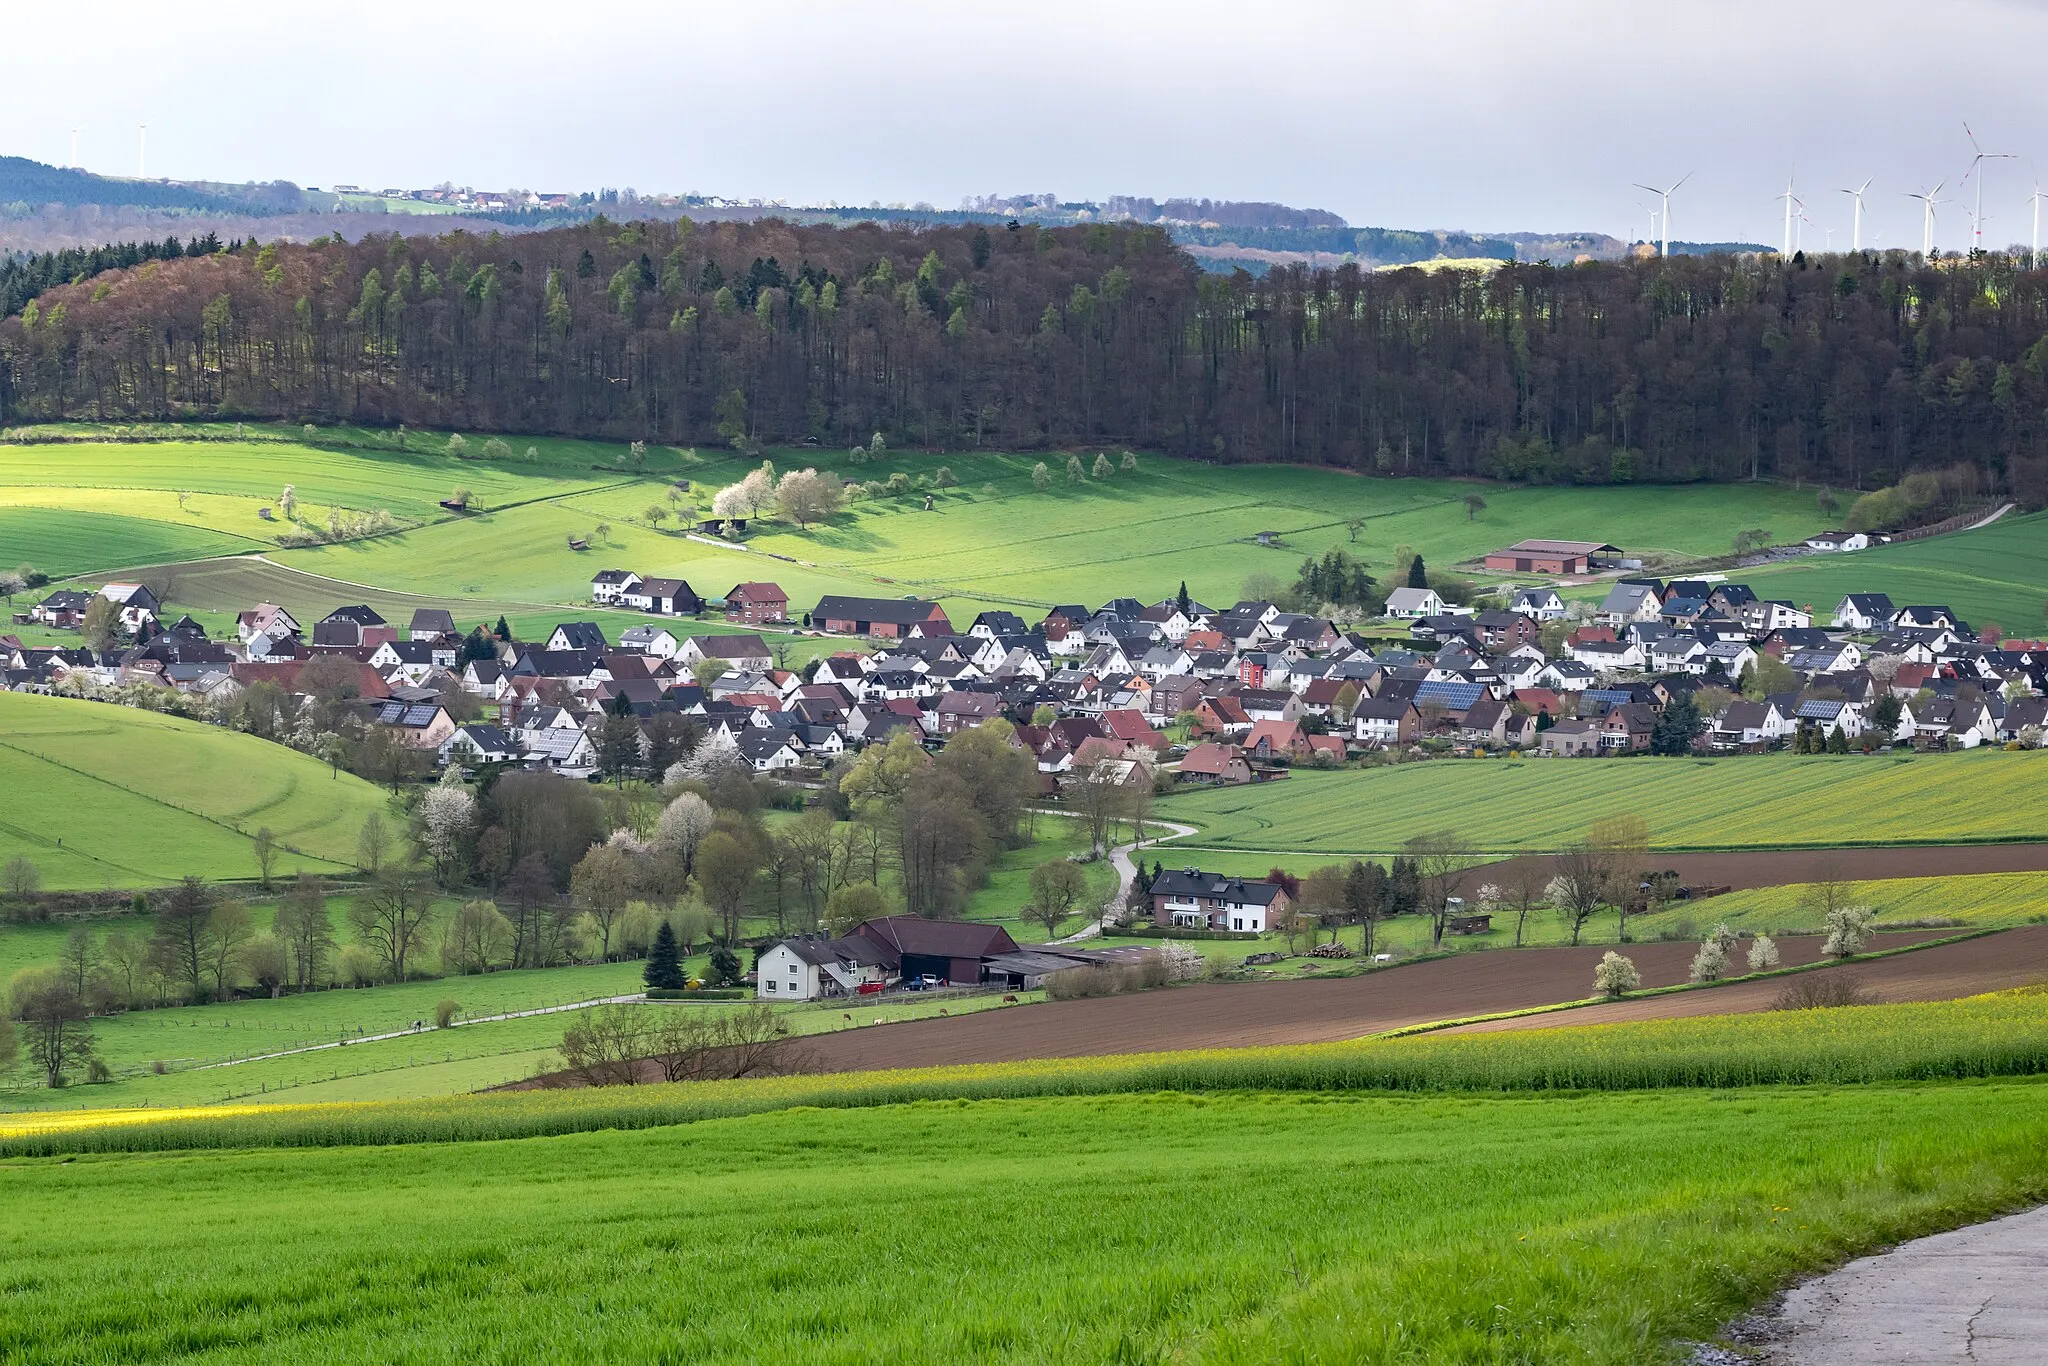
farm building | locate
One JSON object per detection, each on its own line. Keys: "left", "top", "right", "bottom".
{"left": 810, "top": 595, "right": 952, "bottom": 639}
{"left": 621, "top": 577, "right": 703, "bottom": 616}
{"left": 1482, "top": 540, "right": 1622, "bottom": 575}
{"left": 849, "top": 917, "right": 1019, "bottom": 986}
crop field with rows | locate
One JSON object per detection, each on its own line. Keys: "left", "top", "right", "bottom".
{"left": 1164, "top": 751, "right": 2048, "bottom": 855}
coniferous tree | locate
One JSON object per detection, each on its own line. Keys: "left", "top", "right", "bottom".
{"left": 1406, "top": 556, "right": 1428, "bottom": 589}
{"left": 643, "top": 920, "right": 685, "bottom": 990}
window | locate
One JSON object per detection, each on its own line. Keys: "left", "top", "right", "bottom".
{"left": 1231, "top": 918, "right": 1242, "bottom": 931}
{"left": 765, "top": 980, "right": 777, "bottom": 992}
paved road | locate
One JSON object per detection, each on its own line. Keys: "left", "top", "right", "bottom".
{"left": 1747, "top": 1205, "right": 2048, "bottom": 1364}
{"left": 1046, "top": 817, "right": 1198, "bottom": 944}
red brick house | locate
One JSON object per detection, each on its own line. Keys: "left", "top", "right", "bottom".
{"left": 724, "top": 582, "right": 789, "bottom": 625}
{"left": 1244, "top": 718, "right": 1309, "bottom": 762}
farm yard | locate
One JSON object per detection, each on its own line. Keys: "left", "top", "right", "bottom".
{"left": 1162, "top": 751, "right": 2048, "bottom": 856}
{"left": 4, "top": 994, "right": 2048, "bottom": 1362}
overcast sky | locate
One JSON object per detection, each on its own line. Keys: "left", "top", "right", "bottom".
{"left": 9, "top": 0, "right": 2048, "bottom": 250}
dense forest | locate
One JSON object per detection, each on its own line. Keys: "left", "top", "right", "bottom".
{"left": 4, "top": 216, "right": 2048, "bottom": 498}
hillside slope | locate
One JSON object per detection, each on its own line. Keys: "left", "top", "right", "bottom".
{"left": 0, "top": 692, "right": 391, "bottom": 887}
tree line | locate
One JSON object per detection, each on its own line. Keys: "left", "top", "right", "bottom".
{"left": 5, "top": 217, "right": 2048, "bottom": 496}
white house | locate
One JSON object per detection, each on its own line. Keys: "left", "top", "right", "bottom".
{"left": 1832, "top": 594, "right": 1895, "bottom": 630}
{"left": 1508, "top": 587, "right": 1567, "bottom": 620}
{"left": 1384, "top": 587, "right": 1446, "bottom": 620}
{"left": 755, "top": 938, "right": 893, "bottom": 1001}
{"left": 97, "top": 582, "right": 160, "bottom": 633}
{"left": 1805, "top": 531, "right": 1871, "bottom": 553}
{"left": 590, "top": 569, "right": 642, "bottom": 605}
{"left": 618, "top": 625, "right": 680, "bottom": 659}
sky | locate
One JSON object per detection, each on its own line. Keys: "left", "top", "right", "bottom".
{"left": 8, "top": 0, "right": 2048, "bottom": 250}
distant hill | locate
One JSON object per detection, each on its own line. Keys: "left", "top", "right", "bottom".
{"left": 0, "top": 156, "right": 312, "bottom": 219}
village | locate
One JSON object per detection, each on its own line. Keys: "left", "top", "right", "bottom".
{"left": 8, "top": 533, "right": 2041, "bottom": 785}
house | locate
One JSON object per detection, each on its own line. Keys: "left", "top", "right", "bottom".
{"left": 1893, "top": 605, "right": 1962, "bottom": 632}
{"left": 1147, "top": 674, "right": 1205, "bottom": 720}
{"left": 850, "top": 916, "right": 1020, "bottom": 986}
{"left": 617, "top": 625, "right": 681, "bottom": 659}
{"left": 1833, "top": 594, "right": 1896, "bottom": 631}
{"left": 441, "top": 723, "right": 521, "bottom": 765}
{"left": 621, "top": 577, "right": 704, "bottom": 616}
{"left": 368, "top": 700, "right": 457, "bottom": 750}
{"left": 755, "top": 936, "right": 894, "bottom": 1000}
{"left": 1101, "top": 708, "right": 1166, "bottom": 753}
{"left": 546, "top": 622, "right": 609, "bottom": 653}
{"left": 811, "top": 595, "right": 952, "bottom": 639}
{"left": 724, "top": 581, "right": 789, "bottom": 624}
{"left": 30, "top": 590, "right": 94, "bottom": 628}
{"left": 235, "top": 603, "right": 301, "bottom": 646}
{"left": 1508, "top": 587, "right": 1568, "bottom": 621}
{"left": 1794, "top": 698, "right": 1869, "bottom": 740}
{"left": 1598, "top": 581, "right": 1665, "bottom": 626}
{"left": 1539, "top": 717, "right": 1603, "bottom": 756}
{"left": 676, "top": 633, "right": 774, "bottom": 673}
{"left": 1472, "top": 610, "right": 1538, "bottom": 652}
{"left": 1193, "top": 695, "right": 1252, "bottom": 738}
{"left": 1243, "top": 718, "right": 1308, "bottom": 762}
{"left": 1710, "top": 699, "right": 1789, "bottom": 751}
{"left": 96, "top": 582, "right": 161, "bottom": 632}
{"left": 1352, "top": 696, "right": 1421, "bottom": 746}
{"left": 314, "top": 606, "right": 392, "bottom": 648}
{"left": 590, "top": 569, "right": 643, "bottom": 605}
{"left": 1482, "top": 540, "right": 1621, "bottom": 575}
{"left": 736, "top": 730, "right": 803, "bottom": 771}
{"left": 1177, "top": 741, "right": 1252, "bottom": 786}
{"left": 1150, "top": 868, "right": 1289, "bottom": 933}
{"left": 933, "top": 690, "right": 1004, "bottom": 734}
{"left": 1384, "top": 586, "right": 1447, "bottom": 620}
{"left": 1805, "top": 531, "right": 1871, "bottom": 553}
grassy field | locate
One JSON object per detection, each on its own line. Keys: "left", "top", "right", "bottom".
{"left": 1162, "top": 751, "right": 2048, "bottom": 856}
{"left": 1745, "top": 509, "right": 2048, "bottom": 635}
{"left": 0, "top": 506, "right": 266, "bottom": 580}
{"left": 0, "top": 692, "right": 392, "bottom": 887}
{"left": 13, "top": 425, "right": 1833, "bottom": 627}
{"left": 5, "top": 995, "right": 2048, "bottom": 1361}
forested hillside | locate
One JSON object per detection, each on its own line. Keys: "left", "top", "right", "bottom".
{"left": 3, "top": 217, "right": 2047, "bottom": 496}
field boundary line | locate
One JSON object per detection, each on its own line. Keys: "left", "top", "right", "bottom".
{"left": 1375, "top": 928, "right": 2006, "bottom": 1038}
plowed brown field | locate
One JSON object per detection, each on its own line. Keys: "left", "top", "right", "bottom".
{"left": 773, "top": 929, "right": 2048, "bottom": 1076}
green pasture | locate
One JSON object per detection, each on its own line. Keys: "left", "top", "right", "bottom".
{"left": 1745, "top": 509, "right": 2048, "bottom": 635}
{"left": 1163, "top": 751, "right": 2048, "bottom": 856}
{"left": 0, "top": 506, "right": 265, "bottom": 581}
{"left": 3, "top": 1061, "right": 2046, "bottom": 1361}
{"left": 0, "top": 692, "right": 392, "bottom": 887}
{"left": 13, "top": 425, "right": 1836, "bottom": 627}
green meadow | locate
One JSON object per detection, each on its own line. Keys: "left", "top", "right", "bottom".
{"left": 0, "top": 692, "right": 392, "bottom": 887}
{"left": 12, "top": 424, "right": 1833, "bottom": 625}
{"left": 1743, "top": 509, "right": 2048, "bottom": 635}
{"left": 6, "top": 994, "right": 2048, "bottom": 1362}
{"left": 1162, "top": 750, "right": 2048, "bottom": 856}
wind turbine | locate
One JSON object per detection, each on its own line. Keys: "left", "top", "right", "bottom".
{"left": 1632, "top": 173, "right": 1692, "bottom": 257}
{"left": 1634, "top": 200, "right": 1661, "bottom": 248}
{"left": 1839, "top": 178, "right": 1872, "bottom": 252}
{"left": 2029, "top": 182, "right": 2045, "bottom": 268}
{"left": 1905, "top": 182, "right": 1946, "bottom": 256}
{"left": 1961, "top": 123, "right": 2015, "bottom": 254}
{"left": 137, "top": 123, "right": 147, "bottom": 178}
{"left": 1777, "top": 178, "right": 1798, "bottom": 256}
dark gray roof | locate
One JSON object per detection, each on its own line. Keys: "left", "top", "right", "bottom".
{"left": 1149, "top": 868, "right": 1284, "bottom": 906}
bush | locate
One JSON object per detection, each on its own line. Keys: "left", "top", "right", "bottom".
{"left": 434, "top": 999, "right": 459, "bottom": 1028}
{"left": 1772, "top": 974, "right": 1873, "bottom": 1011}
{"left": 337, "top": 945, "right": 381, "bottom": 987}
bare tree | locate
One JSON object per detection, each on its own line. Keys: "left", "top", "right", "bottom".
{"left": 1548, "top": 841, "right": 1610, "bottom": 947}
{"left": 1503, "top": 858, "right": 1550, "bottom": 947}
{"left": 1026, "top": 859, "right": 1088, "bottom": 937}
{"left": 1405, "top": 829, "right": 1476, "bottom": 948}
{"left": 1589, "top": 813, "right": 1650, "bottom": 943}
{"left": 348, "top": 870, "right": 436, "bottom": 981}
{"left": 252, "top": 827, "right": 278, "bottom": 889}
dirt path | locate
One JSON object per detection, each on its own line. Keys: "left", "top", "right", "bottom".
{"left": 1471, "top": 844, "right": 2048, "bottom": 893}
{"left": 1736, "top": 1204, "right": 2048, "bottom": 1364}
{"left": 766, "top": 930, "right": 2025, "bottom": 1075}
